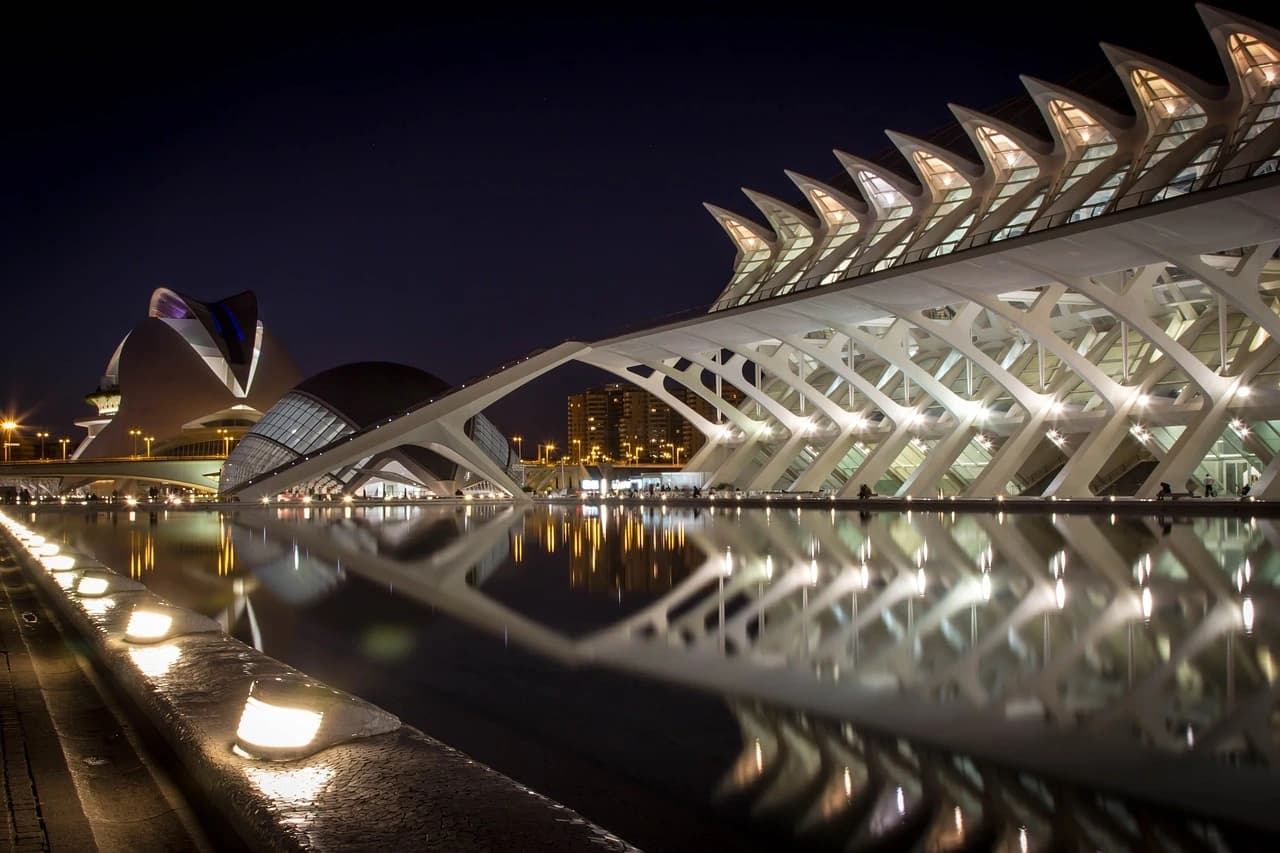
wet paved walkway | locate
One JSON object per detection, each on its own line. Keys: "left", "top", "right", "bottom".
{"left": 0, "top": 545, "right": 214, "bottom": 852}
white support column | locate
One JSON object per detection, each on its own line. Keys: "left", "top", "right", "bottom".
{"left": 1139, "top": 343, "right": 1274, "bottom": 495}
{"left": 747, "top": 431, "right": 813, "bottom": 491}
{"left": 773, "top": 331, "right": 912, "bottom": 493}
{"left": 1150, "top": 241, "right": 1280, "bottom": 344}
{"left": 837, "top": 422, "right": 916, "bottom": 497}
{"left": 956, "top": 285, "right": 1125, "bottom": 408}
{"left": 420, "top": 419, "right": 530, "bottom": 501}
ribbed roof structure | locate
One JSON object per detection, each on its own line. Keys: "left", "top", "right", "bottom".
{"left": 709, "top": 5, "right": 1280, "bottom": 311}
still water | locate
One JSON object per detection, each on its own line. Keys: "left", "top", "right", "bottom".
{"left": 28, "top": 504, "right": 1280, "bottom": 850}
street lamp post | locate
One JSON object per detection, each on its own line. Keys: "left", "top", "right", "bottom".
{"left": 129, "top": 428, "right": 142, "bottom": 457}
{"left": 144, "top": 436, "right": 155, "bottom": 458}
{"left": 36, "top": 431, "right": 48, "bottom": 459}
{"left": 2, "top": 421, "right": 17, "bottom": 463}
{"left": 544, "top": 442, "right": 555, "bottom": 466}
{"left": 59, "top": 438, "right": 70, "bottom": 461}
{"left": 513, "top": 436, "right": 523, "bottom": 462}
{"left": 572, "top": 438, "right": 581, "bottom": 464}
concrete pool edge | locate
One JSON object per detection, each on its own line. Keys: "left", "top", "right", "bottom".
{"left": 0, "top": 518, "right": 637, "bottom": 852}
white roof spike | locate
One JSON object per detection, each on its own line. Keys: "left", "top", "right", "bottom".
{"left": 832, "top": 150, "right": 922, "bottom": 201}
{"left": 1099, "top": 42, "right": 1225, "bottom": 108}
{"left": 947, "top": 104, "right": 1053, "bottom": 158}
{"left": 783, "top": 170, "right": 870, "bottom": 224}
{"left": 1197, "top": 6, "right": 1280, "bottom": 97}
{"left": 1199, "top": 3, "right": 1280, "bottom": 43}
{"left": 1020, "top": 75, "right": 1135, "bottom": 150}
{"left": 740, "top": 188, "right": 820, "bottom": 233}
{"left": 702, "top": 203, "right": 775, "bottom": 252}
{"left": 885, "top": 130, "right": 983, "bottom": 177}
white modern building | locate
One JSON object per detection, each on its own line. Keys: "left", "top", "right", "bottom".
{"left": 220, "top": 362, "right": 518, "bottom": 498}
{"left": 229, "top": 6, "right": 1280, "bottom": 502}
{"left": 76, "top": 287, "right": 300, "bottom": 461}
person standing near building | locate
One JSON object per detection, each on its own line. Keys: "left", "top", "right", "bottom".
{"left": 1203, "top": 474, "right": 1216, "bottom": 498}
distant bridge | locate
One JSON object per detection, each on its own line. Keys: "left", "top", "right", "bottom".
{"left": 0, "top": 457, "right": 224, "bottom": 494}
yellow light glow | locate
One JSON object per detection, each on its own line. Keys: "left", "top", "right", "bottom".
{"left": 81, "top": 597, "right": 116, "bottom": 615}
{"left": 128, "top": 644, "right": 182, "bottom": 678}
{"left": 235, "top": 696, "right": 323, "bottom": 751}
{"left": 244, "top": 764, "right": 334, "bottom": 803}
{"left": 43, "top": 555, "right": 75, "bottom": 571}
{"left": 54, "top": 573, "right": 77, "bottom": 590}
{"left": 77, "top": 577, "right": 110, "bottom": 596}
{"left": 126, "top": 610, "right": 174, "bottom": 641}
{"left": 37, "top": 543, "right": 59, "bottom": 557}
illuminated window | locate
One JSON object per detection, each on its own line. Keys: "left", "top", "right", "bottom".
{"left": 1230, "top": 32, "right": 1280, "bottom": 94}
{"left": 912, "top": 151, "right": 968, "bottom": 196}
{"left": 1152, "top": 140, "right": 1221, "bottom": 200}
{"left": 1068, "top": 166, "right": 1126, "bottom": 222}
{"left": 752, "top": 210, "right": 815, "bottom": 298}
{"left": 927, "top": 212, "right": 976, "bottom": 257}
{"left": 975, "top": 126, "right": 1039, "bottom": 213}
{"left": 822, "top": 171, "right": 912, "bottom": 284}
{"left": 1130, "top": 69, "right": 1207, "bottom": 179}
{"left": 807, "top": 189, "right": 861, "bottom": 262}
{"left": 1047, "top": 100, "right": 1117, "bottom": 197}
{"left": 1230, "top": 34, "right": 1280, "bottom": 144}
{"left": 723, "top": 218, "right": 772, "bottom": 289}
{"left": 991, "top": 190, "right": 1046, "bottom": 241}
{"left": 882, "top": 151, "right": 975, "bottom": 269}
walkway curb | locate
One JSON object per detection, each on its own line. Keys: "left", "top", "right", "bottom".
{"left": 0, "top": 516, "right": 635, "bottom": 852}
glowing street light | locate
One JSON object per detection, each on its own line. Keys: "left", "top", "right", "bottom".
{"left": 59, "top": 437, "right": 70, "bottom": 460}
{"left": 512, "top": 435, "right": 523, "bottom": 461}
{"left": 129, "top": 428, "right": 142, "bottom": 456}
{"left": 36, "top": 431, "right": 49, "bottom": 459}
{"left": 144, "top": 436, "right": 155, "bottom": 458}
{"left": 2, "top": 420, "right": 18, "bottom": 463}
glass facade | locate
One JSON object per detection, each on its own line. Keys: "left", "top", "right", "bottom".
{"left": 1130, "top": 69, "right": 1208, "bottom": 180}
{"left": 219, "top": 391, "right": 355, "bottom": 491}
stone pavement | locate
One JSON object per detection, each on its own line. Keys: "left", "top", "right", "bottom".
{"left": 0, "top": 544, "right": 215, "bottom": 852}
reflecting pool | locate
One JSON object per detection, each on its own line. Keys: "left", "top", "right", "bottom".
{"left": 26, "top": 504, "right": 1280, "bottom": 850}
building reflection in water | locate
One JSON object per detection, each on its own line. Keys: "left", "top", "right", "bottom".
{"left": 245, "top": 504, "right": 1278, "bottom": 848}
{"left": 522, "top": 506, "right": 696, "bottom": 596}
{"left": 35, "top": 503, "right": 1278, "bottom": 848}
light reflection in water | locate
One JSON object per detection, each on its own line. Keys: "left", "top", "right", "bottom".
{"left": 243, "top": 764, "right": 334, "bottom": 807}
{"left": 28, "top": 504, "right": 1280, "bottom": 849}
{"left": 128, "top": 643, "right": 182, "bottom": 678}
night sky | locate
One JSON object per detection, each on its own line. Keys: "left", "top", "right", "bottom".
{"left": 3, "top": 3, "right": 1276, "bottom": 448}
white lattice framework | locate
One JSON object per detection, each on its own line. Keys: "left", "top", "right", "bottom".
{"left": 228, "top": 7, "right": 1280, "bottom": 502}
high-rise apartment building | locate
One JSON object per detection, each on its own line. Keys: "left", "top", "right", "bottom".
{"left": 567, "top": 381, "right": 738, "bottom": 463}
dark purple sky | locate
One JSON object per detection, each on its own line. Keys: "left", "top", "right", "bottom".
{"left": 2, "top": 4, "right": 1275, "bottom": 447}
